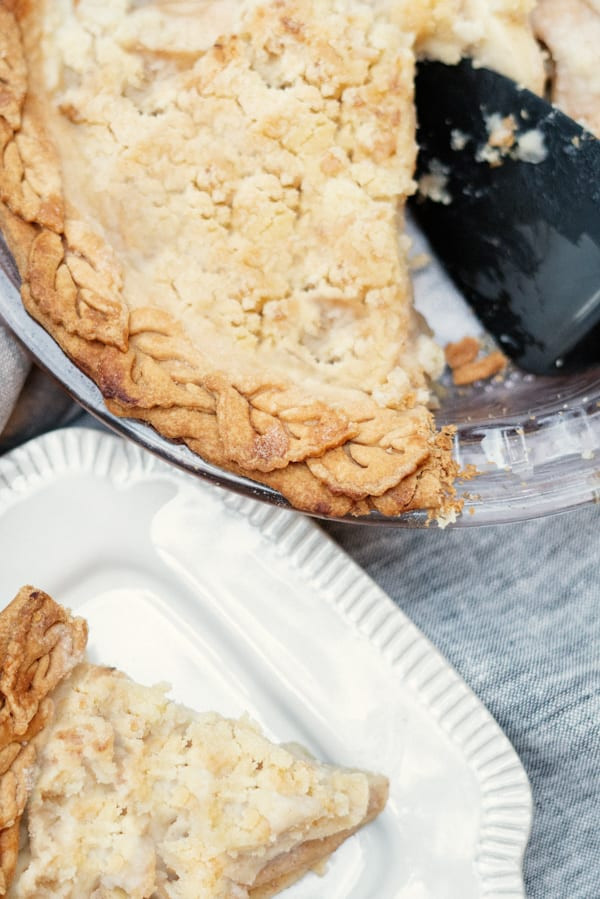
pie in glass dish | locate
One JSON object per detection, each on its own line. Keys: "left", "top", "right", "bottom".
{"left": 0, "top": 586, "right": 388, "bottom": 898}
{"left": 533, "top": 0, "right": 600, "bottom": 137}
{"left": 0, "top": 0, "right": 544, "bottom": 520}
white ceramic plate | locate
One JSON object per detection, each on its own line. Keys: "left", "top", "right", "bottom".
{"left": 0, "top": 428, "right": 532, "bottom": 898}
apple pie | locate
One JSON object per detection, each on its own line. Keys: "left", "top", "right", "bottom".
{"left": 533, "top": 0, "right": 600, "bottom": 137}
{"left": 0, "top": 0, "right": 545, "bottom": 519}
{"left": 0, "top": 586, "right": 388, "bottom": 898}
{"left": 374, "top": 0, "right": 545, "bottom": 92}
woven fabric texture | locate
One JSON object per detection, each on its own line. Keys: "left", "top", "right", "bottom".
{"left": 324, "top": 514, "right": 600, "bottom": 899}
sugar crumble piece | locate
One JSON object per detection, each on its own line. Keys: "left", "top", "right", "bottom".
{"left": 444, "top": 336, "right": 480, "bottom": 370}
{"left": 451, "top": 349, "right": 508, "bottom": 385}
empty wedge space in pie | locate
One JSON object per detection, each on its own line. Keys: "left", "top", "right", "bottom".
{"left": 0, "top": 586, "right": 388, "bottom": 898}
{"left": 0, "top": 0, "right": 566, "bottom": 520}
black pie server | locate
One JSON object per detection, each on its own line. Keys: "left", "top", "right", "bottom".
{"left": 410, "top": 59, "right": 600, "bottom": 375}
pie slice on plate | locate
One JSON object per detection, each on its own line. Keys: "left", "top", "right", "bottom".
{"left": 0, "top": 587, "right": 388, "bottom": 898}
{"left": 374, "top": 0, "right": 545, "bottom": 92}
{"left": 0, "top": 587, "right": 88, "bottom": 895}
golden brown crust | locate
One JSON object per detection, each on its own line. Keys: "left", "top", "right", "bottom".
{"left": 451, "top": 350, "right": 508, "bottom": 386}
{"left": 249, "top": 774, "right": 389, "bottom": 898}
{"left": 444, "top": 336, "right": 480, "bottom": 370}
{"left": 0, "top": 586, "right": 87, "bottom": 895}
{"left": 0, "top": 0, "right": 459, "bottom": 520}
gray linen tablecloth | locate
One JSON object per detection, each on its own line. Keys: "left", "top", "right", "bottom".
{"left": 0, "top": 345, "right": 598, "bottom": 899}
{"left": 324, "top": 516, "right": 600, "bottom": 899}
{"left": 0, "top": 321, "right": 80, "bottom": 450}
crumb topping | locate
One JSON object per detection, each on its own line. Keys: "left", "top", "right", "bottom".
{"left": 445, "top": 338, "right": 507, "bottom": 385}
{"left": 29, "top": 0, "right": 443, "bottom": 406}
{"left": 451, "top": 349, "right": 508, "bottom": 385}
{"left": 533, "top": 0, "right": 600, "bottom": 137}
{"left": 12, "top": 665, "right": 373, "bottom": 898}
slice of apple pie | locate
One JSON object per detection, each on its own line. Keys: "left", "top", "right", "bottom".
{"left": 0, "top": 587, "right": 388, "bottom": 898}
{"left": 0, "top": 587, "right": 88, "bottom": 895}
{"left": 0, "top": 0, "right": 460, "bottom": 519}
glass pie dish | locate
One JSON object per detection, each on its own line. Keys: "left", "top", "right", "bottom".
{"left": 2, "top": 229, "right": 599, "bottom": 528}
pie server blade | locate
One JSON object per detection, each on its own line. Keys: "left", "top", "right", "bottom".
{"left": 410, "top": 59, "right": 600, "bottom": 375}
